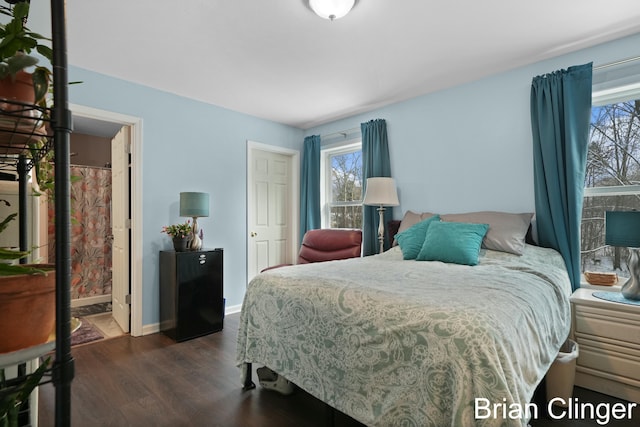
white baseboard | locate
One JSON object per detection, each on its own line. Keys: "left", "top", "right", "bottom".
{"left": 226, "top": 304, "right": 242, "bottom": 315}
{"left": 142, "top": 323, "right": 160, "bottom": 336}
{"left": 71, "top": 294, "right": 111, "bottom": 308}
{"left": 141, "top": 305, "right": 241, "bottom": 337}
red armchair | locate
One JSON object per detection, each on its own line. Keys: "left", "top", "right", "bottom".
{"left": 261, "top": 228, "right": 362, "bottom": 272}
{"left": 297, "top": 228, "right": 362, "bottom": 264}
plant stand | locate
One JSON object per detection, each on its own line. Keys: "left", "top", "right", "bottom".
{"left": 0, "top": 1, "right": 73, "bottom": 426}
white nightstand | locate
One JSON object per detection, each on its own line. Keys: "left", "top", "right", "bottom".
{"left": 570, "top": 287, "right": 640, "bottom": 403}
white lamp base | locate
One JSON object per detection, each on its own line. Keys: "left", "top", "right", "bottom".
{"left": 376, "top": 206, "right": 386, "bottom": 254}
{"left": 621, "top": 248, "right": 640, "bottom": 300}
{"left": 189, "top": 217, "right": 203, "bottom": 251}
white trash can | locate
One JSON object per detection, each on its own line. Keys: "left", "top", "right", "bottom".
{"left": 546, "top": 339, "right": 579, "bottom": 407}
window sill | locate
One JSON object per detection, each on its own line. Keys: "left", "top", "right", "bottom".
{"left": 579, "top": 281, "right": 622, "bottom": 291}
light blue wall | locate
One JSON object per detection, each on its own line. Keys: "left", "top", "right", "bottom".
{"left": 67, "top": 67, "right": 304, "bottom": 326}
{"left": 38, "top": 0, "right": 640, "bottom": 328}
{"left": 306, "top": 32, "right": 640, "bottom": 219}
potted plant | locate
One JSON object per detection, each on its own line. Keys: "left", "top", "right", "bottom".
{"left": 0, "top": 1, "right": 52, "bottom": 105}
{"left": 0, "top": 207, "right": 55, "bottom": 426}
{"left": 0, "top": 208, "right": 55, "bottom": 354}
{"left": 0, "top": 356, "right": 50, "bottom": 427}
{"left": 0, "top": 0, "right": 52, "bottom": 154}
{"left": 0, "top": 3, "right": 56, "bottom": 425}
{"left": 162, "top": 221, "right": 192, "bottom": 252}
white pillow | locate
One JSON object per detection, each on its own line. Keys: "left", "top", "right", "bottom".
{"left": 440, "top": 211, "right": 534, "bottom": 255}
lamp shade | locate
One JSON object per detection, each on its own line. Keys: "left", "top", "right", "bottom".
{"left": 605, "top": 211, "right": 640, "bottom": 247}
{"left": 180, "top": 192, "right": 210, "bottom": 218}
{"left": 362, "top": 177, "right": 399, "bottom": 207}
{"left": 309, "top": 0, "right": 355, "bottom": 20}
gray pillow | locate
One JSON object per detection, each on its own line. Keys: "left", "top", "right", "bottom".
{"left": 396, "top": 211, "right": 437, "bottom": 234}
{"left": 393, "top": 211, "right": 437, "bottom": 246}
{"left": 440, "top": 211, "right": 534, "bottom": 255}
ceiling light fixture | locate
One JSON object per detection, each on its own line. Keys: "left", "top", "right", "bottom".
{"left": 309, "top": 0, "right": 355, "bottom": 21}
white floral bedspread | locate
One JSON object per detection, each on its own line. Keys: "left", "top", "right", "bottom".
{"left": 236, "top": 244, "right": 572, "bottom": 426}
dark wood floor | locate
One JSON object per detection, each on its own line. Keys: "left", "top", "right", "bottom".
{"left": 38, "top": 313, "right": 639, "bottom": 426}
{"left": 38, "top": 314, "right": 362, "bottom": 427}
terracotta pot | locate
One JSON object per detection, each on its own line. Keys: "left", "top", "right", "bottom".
{"left": 0, "top": 70, "right": 47, "bottom": 155}
{"left": 0, "top": 264, "right": 55, "bottom": 353}
{"left": 0, "top": 70, "right": 36, "bottom": 104}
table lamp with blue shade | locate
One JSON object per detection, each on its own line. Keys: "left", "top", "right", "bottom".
{"left": 180, "top": 192, "right": 209, "bottom": 251}
{"left": 605, "top": 211, "right": 640, "bottom": 300}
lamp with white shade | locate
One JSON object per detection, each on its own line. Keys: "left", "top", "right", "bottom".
{"left": 363, "top": 177, "right": 399, "bottom": 254}
{"left": 180, "top": 192, "right": 209, "bottom": 251}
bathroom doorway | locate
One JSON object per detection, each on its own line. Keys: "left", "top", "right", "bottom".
{"left": 42, "top": 105, "right": 144, "bottom": 338}
{"left": 47, "top": 128, "right": 126, "bottom": 339}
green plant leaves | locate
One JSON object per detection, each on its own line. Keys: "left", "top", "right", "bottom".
{"left": 35, "top": 43, "right": 52, "bottom": 62}
{"left": 0, "top": 247, "right": 29, "bottom": 261}
{"left": 0, "top": 263, "right": 47, "bottom": 275}
{"left": 32, "top": 66, "right": 49, "bottom": 102}
{"left": 0, "top": 357, "right": 51, "bottom": 427}
{"left": 12, "top": 2, "right": 29, "bottom": 21}
{"left": 0, "top": 212, "right": 16, "bottom": 235}
{"left": 0, "top": 1, "right": 52, "bottom": 91}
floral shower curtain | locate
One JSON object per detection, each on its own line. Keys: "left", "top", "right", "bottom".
{"left": 49, "top": 165, "right": 112, "bottom": 299}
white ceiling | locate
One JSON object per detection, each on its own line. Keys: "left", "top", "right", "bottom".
{"left": 63, "top": 0, "right": 640, "bottom": 130}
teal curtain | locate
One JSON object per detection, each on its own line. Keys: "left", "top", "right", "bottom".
{"left": 361, "top": 119, "right": 393, "bottom": 256}
{"left": 300, "top": 135, "right": 321, "bottom": 243}
{"left": 530, "top": 63, "right": 592, "bottom": 291}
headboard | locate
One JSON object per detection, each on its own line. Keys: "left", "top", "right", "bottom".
{"left": 387, "top": 213, "right": 536, "bottom": 250}
{"left": 387, "top": 220, "right": 401, "bottom": 243}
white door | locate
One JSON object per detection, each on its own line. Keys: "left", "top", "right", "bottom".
{"left": 247, "top": 143, "right": 299, "bottom": 281}
{"left": 111, "top": 127, "right": 130, "bottom": 332}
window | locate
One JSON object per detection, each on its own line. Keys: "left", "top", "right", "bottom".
{"left": 321, "top": 141, "right": 363, "bottom": 229}
{"left": 581, "top": 94, "right": 640, "bottom": 278}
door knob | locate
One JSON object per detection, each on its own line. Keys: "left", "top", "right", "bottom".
{"left": 251, "top": 231, "right": 257, "bottom": 237}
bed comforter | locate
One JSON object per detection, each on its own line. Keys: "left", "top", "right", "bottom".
{"left": 236, "top": 244, "right": 572, "bottom": 426}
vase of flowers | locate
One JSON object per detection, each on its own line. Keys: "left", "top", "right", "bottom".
{"left": 162, "top": 221, "right": 192, "bottom": 252}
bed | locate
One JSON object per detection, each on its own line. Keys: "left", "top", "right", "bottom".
{"left": 236, "top": 211, "right": 572, "bottom": 426}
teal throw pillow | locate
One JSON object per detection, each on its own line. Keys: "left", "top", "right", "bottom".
{"left": 416, "top": 221, "right": 489, "bottom": 266}
{"left": 395, "top": 215, "right": 440, "bottom": 260}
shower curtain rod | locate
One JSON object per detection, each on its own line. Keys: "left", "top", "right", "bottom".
{"left": 320, "top": 126, "right": 361, "bottom": 140}
{"left": 594, "top": 55, "right": 640, "bottom": 71}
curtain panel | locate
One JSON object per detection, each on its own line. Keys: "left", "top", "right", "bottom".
{"left": 530, "top": 63, "right": 593, "bottom": 290}
{"left": 361, "top": 119, "right": 393, "bottom": 256}
{"left": 300, "top": 135, "right": 321, "bottom": 243}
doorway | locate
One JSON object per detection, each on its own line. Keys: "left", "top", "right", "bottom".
{"left": 246, "top": 141, "right": 299, "bottom": 282}
{"left": 54, "top": 128, "right": 127, "bottom": 340}
{"left": 61, "top": 105, "right": 143, "bottom": 337}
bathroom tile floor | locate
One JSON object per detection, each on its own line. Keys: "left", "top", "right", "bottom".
{"left": 83, "top": 312, "right": 125, "bottom": 339}
{"left": 71, "top": 303, "right": 125, "bottom": 340}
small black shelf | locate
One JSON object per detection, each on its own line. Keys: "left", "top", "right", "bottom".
{"left": 0, "top": 342, "right": 55, "bottom": 370}
{"left": 0, "top": 0, "right": 74, "bottom": 424}
{"left": 0, "top": 99, "right": 57, "bottom": 426}
{"left": 0, "top": 99, "right": 53, "bottom": 175}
